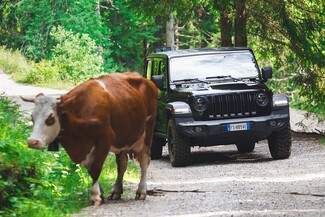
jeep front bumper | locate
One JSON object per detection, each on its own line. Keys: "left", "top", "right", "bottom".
{"left": 173, "top": 109, "right": 290, "bottom": 145}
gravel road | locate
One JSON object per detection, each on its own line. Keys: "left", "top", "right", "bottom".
{"left": 74, "top": 133, "right": 325, "bottom": 217}
{"left": 1, "top": 70, "right": 324, "bottom": 217}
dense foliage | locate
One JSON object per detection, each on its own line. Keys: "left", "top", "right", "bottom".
{"left": 0, "top": 96, "right": 139, "bottom": 216}
{"left": 0, "top": 0, "right": 323, "bottom": 108}
{"left": 0, "top": 96, "right": 89, "bottom": 216}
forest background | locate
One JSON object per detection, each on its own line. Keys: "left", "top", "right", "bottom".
{"left": 0, "top": 0, "right": 324, "bottom": 114}
{"left": 0, "top": 0, "right": 324, "bottom": 216}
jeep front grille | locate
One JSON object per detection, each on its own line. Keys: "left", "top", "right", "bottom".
{"left": 207, "top": 92, "right": 257, "bottom": 119}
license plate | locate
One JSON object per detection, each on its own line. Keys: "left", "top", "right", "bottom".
{"left": 227, "top": 122, "right": 250, "bottom": 132}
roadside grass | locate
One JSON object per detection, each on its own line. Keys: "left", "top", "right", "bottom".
{"left": 0, "top": 46, "right": 75, "bottom": 90}
{"left": 0, "top": 95, "right": 139, "bottom": 216}
{"left": 0, "top": 46, "right": 32, "bottom": 81}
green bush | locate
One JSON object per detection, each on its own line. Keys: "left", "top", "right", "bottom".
{"left": 0, "top": 95, "right": 90, "bottom": 216}
{"left": 0, "top": 95, "right": 139, "bottom": 216}
{"left": 0, "top": 46, "right": 32, "bottom": 80}
{"left": 50, "top": 26, "right": 105, "bottom": 84}
{"left": 24, "top": 60, "right": 61, "bottom": 84}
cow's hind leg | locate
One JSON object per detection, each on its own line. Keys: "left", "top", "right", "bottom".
{"left": 136, "top": 144, "right": 150, "bottom": 200}
{"left": 108, "top": 152, "right": 128, "bottom": 200}
{"left": 135, "top": 115, "right": 155, "bottom": 200}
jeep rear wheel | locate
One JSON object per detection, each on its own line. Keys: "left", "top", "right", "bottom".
{"left": 167, "top": 119, "right": 191, "bottom": 167}
{"left": 151, "top": 136, "right": 165, "bottom": 160}
{"left": 236, "top": 142, "right": 255, "bottom": 153}
{"left": 268, "top": 124, "right": 292, "bottom": 159}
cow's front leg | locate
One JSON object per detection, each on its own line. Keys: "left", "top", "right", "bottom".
{"left": 136, "top": 146, "right": 150, "bottom": 200}
{"left": 87, "top": 147, "right": 108, "bottom": 206}
{"left": 108, "top": 152, "right": 128, "bottom": 200}
{"left": 88, "top": 167, "right": 104, "bottom": 206}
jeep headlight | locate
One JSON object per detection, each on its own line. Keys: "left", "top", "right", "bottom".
{"left": 256, "top": 92, "right": 269, "bottom": 107}
{"left": 193, "top": 97, "right": 209, "bottom": 112}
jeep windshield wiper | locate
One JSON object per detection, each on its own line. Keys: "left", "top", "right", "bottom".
{"left": 206, "top": 75, "right": 237, "bottom": 80}
{"left": 206, "top": 75, "right": 255, "bottom": 82}
{"left": 172, "top": 78, "right": 210, "bottom": 84}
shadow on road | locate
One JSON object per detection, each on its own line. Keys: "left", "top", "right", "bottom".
{"left": 158, "top": 147, "right": 273, "bottom": 167}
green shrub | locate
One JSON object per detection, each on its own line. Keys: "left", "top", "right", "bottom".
{"left": 50, "top": 26, "right": 105, "bottom": 84}
{"left": 0, "top": 95, "right": 139, "bottom": 216}
{"left": 0, "top": 96, "right": 90, "bottom": 216}
{"left": 0, "top": 46, "right": 32, "bottom": 80}
{"left": 24, "top": 60, "right": 61, "bottom": 84}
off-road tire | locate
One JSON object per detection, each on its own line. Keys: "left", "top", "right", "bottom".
{"left": 167, "top": 119, "right": 191, "bottom": 167}
{"left": 236, "top": 142, "right": 255, "bottom": 153}
{"left": 268, "top": 124, "right": 292, "bottom": 159}
{"left": 150, "top": 136, "right": 165, "bottom": 160}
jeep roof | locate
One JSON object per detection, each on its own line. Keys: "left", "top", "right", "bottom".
{"left": 148, "top": 47, "right": 255, "bottom": 58}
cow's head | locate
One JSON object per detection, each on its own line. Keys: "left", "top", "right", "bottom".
{"left": 21, "top": 93, "right": 61, "bottom": 149}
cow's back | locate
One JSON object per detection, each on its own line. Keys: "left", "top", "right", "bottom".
{"left": 100, "top": 73, "right": 158, "bottom": 149}
{"left": 58, "top": 73, "right": 158, "bottom": 159}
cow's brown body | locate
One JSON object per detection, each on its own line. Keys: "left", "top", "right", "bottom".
{"left": 23, "top": 73, "right": 158, "bottom": 205}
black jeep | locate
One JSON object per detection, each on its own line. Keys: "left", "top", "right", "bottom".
{"left": 145, "top": 47, "right": 291, "bottom": 167}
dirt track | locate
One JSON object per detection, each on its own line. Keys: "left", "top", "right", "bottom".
{"left": 75, "top": 133, "right": 325, "bottom": 217}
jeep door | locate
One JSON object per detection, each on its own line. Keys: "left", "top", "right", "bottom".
{"left": 145, "top": 57, "right": 168, "bottom": 137}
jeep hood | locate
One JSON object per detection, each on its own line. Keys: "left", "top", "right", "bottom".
{"left": 172, "top": 81, "right": 268, "bottom": 97}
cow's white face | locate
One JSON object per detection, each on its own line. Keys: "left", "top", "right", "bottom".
{"left": 27, "top": 95, "right": 61, "bottom": 149}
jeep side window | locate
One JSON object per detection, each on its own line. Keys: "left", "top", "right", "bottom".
{"left": 153, "top": 60, "right": 160, "bottom": 76}
{"left": 159, "top": 60, "right": 167, "bottom": 89}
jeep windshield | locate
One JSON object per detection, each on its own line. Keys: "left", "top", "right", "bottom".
{"left": 169, "top": 52, "right": 259, "bottom": 83}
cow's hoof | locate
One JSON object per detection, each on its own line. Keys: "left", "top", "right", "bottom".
{"left": 92, "top": 199, "right": 102, "bottom": 207}
{"left": 135, "top": 193, "right": 146, "bottom": 200}
{"left": 108, "top": 192, "right": 122, "bottom": 200}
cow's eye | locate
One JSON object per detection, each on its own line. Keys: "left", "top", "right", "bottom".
{"left": 45, "top": 114, "right": 55, "bottom": 126}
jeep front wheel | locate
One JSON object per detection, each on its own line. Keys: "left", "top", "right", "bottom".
{"left": 167, "top": 119, "right": 191, "bottom": 167}
{"left": 151, "top": 136, "right": 165, "bottom": 160}
{"left": 268, "top": 124, "right": 292, "bottom": 159}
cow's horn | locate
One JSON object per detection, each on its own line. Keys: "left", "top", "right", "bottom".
{"left": 20, "top": 96, "right": 35, "bottom": 102}
{"left": 36, "top": 93, "right": 45, "bottom": 97}
{"left": 20, "top": 93, "right": 45, "bottom": 103}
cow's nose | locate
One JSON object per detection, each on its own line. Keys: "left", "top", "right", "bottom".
{"left": 28, "top": 139, "right": 39, "bottom": 148}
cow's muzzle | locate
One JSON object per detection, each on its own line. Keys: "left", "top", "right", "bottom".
{"left": 27, "top": 139, "right": 44, "bottom": 149}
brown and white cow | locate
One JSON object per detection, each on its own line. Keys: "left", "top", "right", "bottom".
{"left": 21, "top": 72, "right": 158, "bottom": 206}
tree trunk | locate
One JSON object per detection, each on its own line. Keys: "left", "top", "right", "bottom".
{"left": 153, "top": 16, "right": 164, "bottom": 52}
{"left": 166, "top": 13, "right": 175, "bottom": 50}
{"left": 175, "top": 19, "right": 180, "bottom": 50}
{"left": 215, "top": 0, "right": 233, "bottom": 47}
{"left": 235, "top": 0, "right": 247, "bottom": 47}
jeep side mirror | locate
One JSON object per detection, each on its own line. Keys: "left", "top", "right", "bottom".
{"left": 152, "top": 75, "right": 164, "bottom": 89}
{"left": 262, "top": 66, "right": 272, "bottom": 82}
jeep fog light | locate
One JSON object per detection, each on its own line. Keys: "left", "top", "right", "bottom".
{"left": 194, "top": 126, "right": 204, "bottom": 133}
{"left": 193, "top": 97, "right": 208, "bottom": 112}
{"left": 256, "top": 92, "right": 269, "bottom": 107}
{"left": 269, "top": 120, "right": 277, "bottom": 127}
